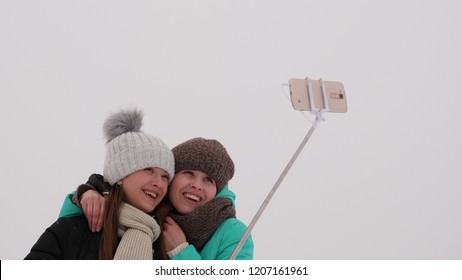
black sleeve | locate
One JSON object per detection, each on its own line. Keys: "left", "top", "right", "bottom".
{"left": 24, "top": 218, "right": 69, "bottom": 260}
{"left": 73, "top": 173, "right": 112, "bottom": 205}
{"left": 86, "top": 173, "right": 112, "bottom": 194}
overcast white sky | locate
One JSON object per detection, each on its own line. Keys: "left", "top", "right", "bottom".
{"left": 1, "top": 0, "right": 461, "bottom": 260}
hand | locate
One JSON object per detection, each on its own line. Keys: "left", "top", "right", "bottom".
{"left": 163, "top": 216, "right": 187, "bottom": 252}
{"left": 81, "top": 189, "right": 107, "bottom": 232}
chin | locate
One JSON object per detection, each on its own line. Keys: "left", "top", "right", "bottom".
{"left": 139, "top": 204, "right": 156, "bottom": 214}
{"left": 182, "top": 207, "right": 197, "bottom": 215}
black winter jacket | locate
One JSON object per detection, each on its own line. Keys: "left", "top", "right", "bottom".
{"left": 25, "top": 215, "right": 101, "bottom": 260}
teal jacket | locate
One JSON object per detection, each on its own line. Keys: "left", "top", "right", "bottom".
{"left": 59, "top": 185, "right": 254, "bottom": 260}
{"left": 172, "top": 186, "right": 253, "bottom": 260}
{"left": 59, "top": 193, "right": 83, "bottom": 218}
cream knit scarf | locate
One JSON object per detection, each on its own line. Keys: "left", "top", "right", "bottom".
{"left": 114, "top": 203, "right": 161, "bottom": 260}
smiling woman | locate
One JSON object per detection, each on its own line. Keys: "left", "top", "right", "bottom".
{"left": 24, "top": 107, "right": 174, "bottom": 260}
{"left": 162, "top": 137, "right": 254, "bottom": 260}
{"left": 168, "top": 169, "right": 218, "bottom": 214}
{"left": 119, "top": 167, "right": 170, "bottom": 214}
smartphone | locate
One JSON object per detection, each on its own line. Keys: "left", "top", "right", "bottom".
{"left": 289, "top": 78, "right": 347, "bottom": 113}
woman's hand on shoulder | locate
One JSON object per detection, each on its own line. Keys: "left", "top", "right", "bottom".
{"left": 81, "top": 189, "right": 107, "bottom": 232}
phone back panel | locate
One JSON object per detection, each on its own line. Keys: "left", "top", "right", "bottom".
{"left": 289, "top": 78, "right": 347, "bottom": 113}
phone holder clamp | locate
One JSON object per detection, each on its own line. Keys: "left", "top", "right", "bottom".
{"left": 305, "top": 77, "right": 329, "bottom": 123}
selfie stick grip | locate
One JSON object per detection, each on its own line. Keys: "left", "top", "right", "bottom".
{"left": 229, "top": 117, "right": 322, "bottom": 260}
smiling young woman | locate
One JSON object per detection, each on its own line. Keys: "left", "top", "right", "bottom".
{"left": 168, "top": 169, "right": 217, "bottom": 215}
{"left": 25, "top": 107, "right": 174, "bottom": 260}
{"left": 162, "top": 137, "right": 254, "bottom": 260}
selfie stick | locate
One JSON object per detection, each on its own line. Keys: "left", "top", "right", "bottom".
{"left": 229, "top": 78, "right": 328, "bottom": 260}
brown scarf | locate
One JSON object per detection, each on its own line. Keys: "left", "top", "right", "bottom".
{"left": 169, "top": 197, "right": 236, "bottom": 251}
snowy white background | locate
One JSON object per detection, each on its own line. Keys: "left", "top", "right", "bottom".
{"left": 1, "top": 0, "right": 461, "bottom": 259}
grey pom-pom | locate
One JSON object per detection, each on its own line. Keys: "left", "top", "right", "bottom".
{"left": 103, "top": 107, "right": 144, "bottom": 143}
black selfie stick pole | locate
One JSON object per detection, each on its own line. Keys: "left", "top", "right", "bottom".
{"left": 229, "top": 116, "right": 322, "bottom": 260}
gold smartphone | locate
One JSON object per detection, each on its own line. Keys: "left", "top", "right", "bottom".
{"left": 289, "top": 78, "right": 347, "bottom": 113}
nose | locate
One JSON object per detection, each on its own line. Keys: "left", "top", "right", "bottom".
{"left": 190, "top": 178, "right": 203, "bottom": 190}
{"left": 150, "top": 173, "right": 162, "bottom": 187}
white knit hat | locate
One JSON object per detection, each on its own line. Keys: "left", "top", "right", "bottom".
{"left": 102, "top": 107, "right": 174, "bottom": 185}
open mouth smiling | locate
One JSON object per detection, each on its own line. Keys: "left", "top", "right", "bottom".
{"left": 184, "top": 193, "right": 202, "bottom": 202}
{"left": 144, "top": 191, "right": 158, "bottom": 199}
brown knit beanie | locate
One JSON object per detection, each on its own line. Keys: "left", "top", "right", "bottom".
{"left": 172, "top": 138, "right": 234, "bottom": 193}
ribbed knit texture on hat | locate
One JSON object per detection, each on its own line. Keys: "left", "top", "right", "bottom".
{"left": 172, "top": 138, "right": 234, "bottom": 193}
{"left": 102, "top": 108, "right": 174, "bottom": 185}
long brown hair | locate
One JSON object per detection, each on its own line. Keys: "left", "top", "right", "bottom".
{"left": 152, "top": 198, "right": 171, "bottom": 260}
{"left": 98, "top": 185, "right": 170, "bottom": 260}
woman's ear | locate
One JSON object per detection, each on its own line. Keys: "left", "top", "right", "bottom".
{"left": 116, "top": 179, "right": 123, "bottom": 186}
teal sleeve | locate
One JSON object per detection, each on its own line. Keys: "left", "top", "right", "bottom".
{"left": 172, "top": 219, "right": 254, "bottom": 260}
{"left": 232, "top": 235, "right": 253, "bottom": 260}
{"left": 216, "top": 220, "right": 254, "bottom": 260}
{"left": 58, "top": 192, "right": 84, "bottom": 218}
